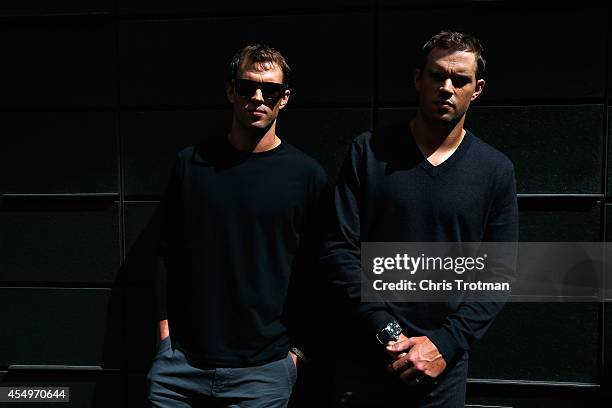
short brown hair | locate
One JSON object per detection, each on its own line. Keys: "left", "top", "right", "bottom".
{"left": 228, "top": 44, "right": 291, "bottom": 85}
{"left": 420, "top": 30, "right": 486, "bottom": 79}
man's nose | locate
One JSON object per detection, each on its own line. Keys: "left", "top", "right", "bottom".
{"left": 439, "top": 78, "right": 453, "bottom": 94}
{"left": 251, "top": 88, "right": 265, "bottom": 103}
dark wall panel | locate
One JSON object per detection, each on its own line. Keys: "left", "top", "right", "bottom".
{"left": 278, "top": 108, "right": 371, "bottom": 180}
{"left": 119, "top": 13, "right": 373, "bottom": 107}
{"left": 119, "top": 0, "right": 371, "bottom": 15}
{"left": 0, "top": 18, "right": 115, "bottom": 108}
{"left": 604, "top": 204, "right": 612, "bottom": 303}
{"left": 466, "top": 383, "right": 601, "bottom": 408}
{"left": 380, "top": 0, "right": 496, "bottom": 5}
{"left": 0, "top": 1, "right": 112, "bottom": 15}
{"left": 605, "top": 303, "right": 612, "bottom": 396}
{"left": 0, "top": 199, "right": 120, "bottom": 284}
{"left": 375, "top": 107, "right": 417, "bottom": 125}
{"left": 467, "top": 106, "right": 603, "bottom": 195}
{"left": 377, "top": 5, "right": 606, "bottom": 105}
{"left": 121, "top": 110, "right": 230, "bottom": 197}
{"left": 0, "top": 288, "right": 123, "bottom": 368}
{"left": 124, "top": 202, "right": 158, "bottom": 253}
{"left": 468, "top": 303, "right": 600, "bottom": 383}
{"left": 607, "top": 109, "right": 612, "bottom": 196}
{"left": 122, "top": 201, "right": 159, "bottom": 287}
{"left": 126, "top": 373, "right": 148, "bottom": 408}
{"left": 0, "top": 112, "right": 117, "bottom": 194}
{"left": 519, "top": 199, "right": 601, "bottom": 242}
{"left": 377, "top": 106, "right": 604, "bottom": 194}
{"left": 609, "top": 5, "right": 612, "bottom": 107}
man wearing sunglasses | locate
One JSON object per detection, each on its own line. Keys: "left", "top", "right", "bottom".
{"left": 146, "top": 44, "right": 328, "bottom": 407}
{"left": 321, "top": 30, "right": 518, "bottom": 407}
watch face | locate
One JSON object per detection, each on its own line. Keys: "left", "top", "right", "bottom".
{"left": 387, "top": 330, "right": 400, "bottom": 342}
{"left": 388, "top": 322, "right": 402, "bottom": 337}
{"left": 377, "top": 322, "right": 402, "bottom": 344}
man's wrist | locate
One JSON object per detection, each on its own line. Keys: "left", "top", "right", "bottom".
{"left": 376, "top": 321, "right": 403, "bottom": 345}
{"left": 290, "top": 346, "right": 307, "bottom": 362}
{"left": 157, "top": 319, "right": 169, "bottom": 342}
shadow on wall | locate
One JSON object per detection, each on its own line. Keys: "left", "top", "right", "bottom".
{"left": 92, "top": 201, "right": 166, "bottom": 407}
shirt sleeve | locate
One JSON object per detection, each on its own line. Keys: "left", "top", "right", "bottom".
{"left": 320, "top": 136, "right": 398, "bottom": 336}
{"left": 283, "top": 166, "right": 332, "bottom": 355}
{"left": 428, "top": 161, "right": 519, "bottom": 364}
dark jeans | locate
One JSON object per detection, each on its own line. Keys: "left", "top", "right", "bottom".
{"left": 146, "top": 336, "right": 297, "bottom": 408}
{"left": 330, "top": 353, "right": 468, "bottom": 408}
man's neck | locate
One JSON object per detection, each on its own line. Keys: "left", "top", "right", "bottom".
{"left": 228, "top": 119, "right": 280, "bottom": 153}
{"left": 410, "top": 112, "right": 466, "bottom": 166}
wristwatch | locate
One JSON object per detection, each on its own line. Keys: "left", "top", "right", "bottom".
{"left": 376, "top": 321, "right": 402, "bottom": 345}
{"left": 290, "top": 346, "right": 307, "bottom": 362}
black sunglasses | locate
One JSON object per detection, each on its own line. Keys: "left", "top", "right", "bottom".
{"left": 233, "top": 78, "right": 288, "bottom": 101}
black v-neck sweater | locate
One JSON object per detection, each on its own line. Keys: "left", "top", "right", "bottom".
{"left": 321, "top": 123, "right": 518, "bottom": 364}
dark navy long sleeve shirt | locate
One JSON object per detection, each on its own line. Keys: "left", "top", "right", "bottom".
{"left": 321, "top": 123, "right": 518, "bottom": 364}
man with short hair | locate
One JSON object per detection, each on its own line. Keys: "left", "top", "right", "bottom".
{"left": 146, "top": 44, "right": 328, "bottom": 408}
{"left": 321, "top": 30, "right": 518, "bottom": 407}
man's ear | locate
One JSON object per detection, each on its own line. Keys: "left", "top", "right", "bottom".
{"left": 471, "top": 79, "right": 485, "bottom": 101}
{"left": 278, "top": 89, "right": 290, "bottom": 110}
{"left": 414, "top": 69, "right": 422, "bottom": 92}
{"left": 226, "top": 81, "right": 235, "bottom": 103}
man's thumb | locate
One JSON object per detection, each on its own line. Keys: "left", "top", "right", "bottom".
{"left": 386, "top": 337, "right": 414, "bottom": 351}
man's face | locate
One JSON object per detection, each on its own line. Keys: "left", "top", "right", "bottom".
{"left": 415, "top": 47, "right": 485, "bottom": 125}
{"left": 226, "top": 60, "right": 289, "bottom": 133}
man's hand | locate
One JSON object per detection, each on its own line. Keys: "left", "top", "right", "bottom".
{"left": 289, "top": 351, "right": 299, "bottom": 369}
{"left": 157, "top": 319, "right": 169, "bottom": 344}
{"left": 385, "top": 336, "right": 446, "bottom": 386}
{"left": 386, "top": 333, "right": 410, "bottom": 358}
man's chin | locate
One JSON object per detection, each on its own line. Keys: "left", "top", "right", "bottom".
{"left": 426, "top": 114, "right": 453, "bottom": 123}
{"left": 236, "top": 115, "right": 275, "bottom": 133}
{"left": 431, "top": 111, "right": 464, "bottom": 124}
{"left": 248, "top": 121, "right": 269, "bottom": 130}
{"left": 241, "top": 120, "right": 273, "bottom": 134}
